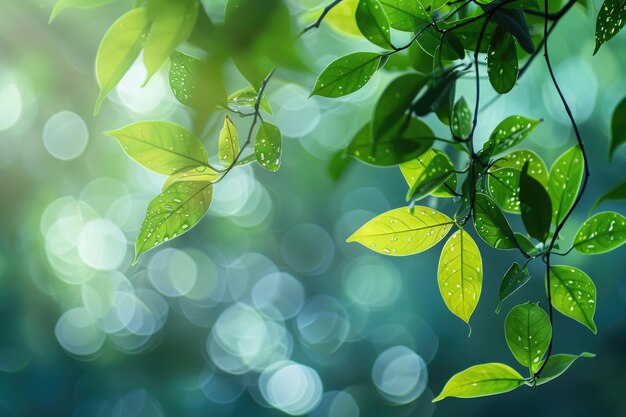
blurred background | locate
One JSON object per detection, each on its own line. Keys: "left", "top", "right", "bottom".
{"left": 1, "top": 0, "right": 625, "bottom": 416}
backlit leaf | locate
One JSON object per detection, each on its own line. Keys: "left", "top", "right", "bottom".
{"left": 491, "top": 149, "right": 548, "bottom": 185}
{"left": 356, "top": 0, "right": 393, "bottom": 49}
{"left": 433, "top": 363, "right": 525, "bottom": 401}
{"left": 134, "top": 181, "right": 212, "bottom": 264}
{"left": 438, "top": 229, "right": 482, "bottom": 325}
{"left": 609, "top": 97, "right": 626, "bottom": 159}
{"left": 169, "top": 51, "right": 201, "bottom": 108}
{"left": 162, "top": 165, "right": 221, "bottom": 190}
{"left": 593, "top": 0, "right": 626, "bottom": 54}
{"left": 347, "top": 206, "right": 454, "bottom": 255}
{"left": 591, "top": 179, "right": 626, "bottom": 211}
{"left": 482, "top": 115, "right": 541, "bottom": 156}
{"left": 473, "top": 193, "right": 518, "bottom": 249}
{"left": 536, "top": 352, "right": 595, "bottom": 385}
{"left": 548, "top": 145, "right": 584, "bottom": 226}
{"left": 400, "top": 149, "right": 458, "bottom": 197}
{"left": 451, "top": 97, "right": 472, "bottom": 140}
{"left": 94, "top": 7, "right": 150, "bottom": 114}
{"left": 144, "top": 0, "right": 199, "bottom": 82}
{"left": 520, "top": 162, "right": 552, "bottom": 242}
{"left": 488, "top": 168, "right": 521, "bottom": 213}
{"left": 255, "top": 122, "right": 281, "bottom": 172}
{"left": 406, "top": 153, "right": 455, "bottom": 201}
{"left": 307, "top": 0, "right": 361, "bottom": 38}
{"left": 573, "top": 211, "right": 626, "bottom": 254}
{"left": 380, "top": 0, "right": 429, "bottom": 32}
{"left": 416, "top": 27, "right": 465, "bottom": 60}
{"left": 227, "top": 87, "right": 272, "bottom": 114}
{"left": 49, "top": 0, "right": 118, "bottom": 23}
{"left": 218, "top": 115, "right": 239, "bottom": 167}
{"left": 548, "top": 265, "right": 597, "bottom": 333}
{"left": 487, "top": 26, "right": 518, "bottom": 94}
{"left": 311, "top": 52, "right": 382, "bottom": 98}
{"left": 496, "top": 262, "right": 531, "bottom": 313}
{"left": 105, "top": 121, "right": 208, "bottom": 175}
{"left": 505, "top": 303, "right": 552, "bottom": 373}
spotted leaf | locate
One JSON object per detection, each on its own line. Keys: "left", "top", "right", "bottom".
{"left": 347, "top": 207, "right": 454, "bottom": 255}
{"left": 548, "top": 266, "right": 597, "bottom": 333}
{"left": 311, "top": 52, "right": 382, "bottom": 98}
{"left": 487, "top": 26, "right": 518, "bottom": 94}
{"left": 380, "top": 0, "right": 429, "bottom": 32}
{"left": 255, "top": 121, "right": 282, "bottom": 172}
{"left": 433, "top": 363, "right": 525, "bottom": 401}
{"left": 505, "top": 303, "right": 552, "bottom": 373}
{"left": 496, "top": 262, "right": 531, "bottom": 313}
{"left": 218, "top": 115, "right": 239, "bottom": 167}
{"left": 406, "top": 153, "right": 455, "bottom": 201}
{"left": 356, "top": 0, "right": 393, "bottom": 49}
{"left": 482, "top": 116, "right": 541, "bottom": 156}
{"left": 548, "top": 145, "right": 584, "bottom": 226}
{"left": 573, "top": 211, "right": 626, "bottom": 254}
{"left": 438, "top": 229, "right": 483, "bottom": 326}
{"left": 491, "top": 149, "right": 548, "bottom": 185}
{"left": 451, "top": 97, "right": 472, "bottom": 140}
{"left": 473, "top": 193, "right": 518, "bottom": 249}
{"left": 400, "top": 149, "right": 458, "bottom": 198}
{"left": 593, "top": 0, "right": 626, "bottom": 54}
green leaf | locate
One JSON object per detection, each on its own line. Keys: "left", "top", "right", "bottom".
{"left": 505, "top": 303, "right": 552, "bottom": 373}
{"left": 473, "top": 193, "right": 518, "bottom": 249}
{"left": 593, "top": 0, "right": 626, "bottom": 54}
{"left": 105, "top": 121, "right": 208, "bottom": 175}
{"left": 491, "top": 149, "right": 548, "bottom": 185}
{"left": 311, "top": 52, "right": 382, "bottom": 98}
{"left": 400, "top": 149, "right": 458, "bottom": 197}
{"left": 548, "top": 265, "right": 597, "bottom": 333}
{"left": 485, "top": 6, "right": 534, "bottom": 53}
{"left": 433, "top": 363, "right": 525, "bottom": 401}
{"left": 496, "top": 262, "right": 531, "bottom": 313}
{"left": 379, "top": 0, "right": 429, "bottom": 32}
{"left": 144, "top": 0, "right": 199, "bottom": 82}
{"left": 406, "top": 153, "right": 455, "bottom": 201}
{"left": 49, "top": 0, "right": 118, "bottom": 23}
{"left": 255, "top": 121, "right": 281, "bottom": 172}
{"left": 432, "top": 0, "right": 448, "bottom": 11}
{"left": 535, "top": 352, "right": 595, "bottom": 385}
{"left": 548, "top": 145, "right": 584, "bottom": 226}
{"left": 373, "top": 73, "right": 427, "bottom": 141}
{"left": 438, "top": 229, "right": 482, "bottom": 326}
{"left": 488, "top": 168, "right": 521, "bottom": 213}
{"left": 347, "top": 206, "right": 454, "bottom": 255}
{"left": 413, "top": 69, "right": 462, "bottom": 119}
{"left": 218, "top": 116, "right": 239, "bottom": 167}
{"left": 451, "top": 97, "right": 472, "bottom": 140}
{"left": 309, "top": 0, "right": 362, "bottom": 38}
{"left": 416, "top": 27, "right": 465, "bottom": 60}
{"left": 573, "top": 211, "right": 626, "bottom": 254}
{"left": 609, "top": 97, "right": 626, "bottom": 159}
{"left": 94, "top": 7, "right": 151, "bottom": 114}
{"left": 134, "top": 181, "right": 212, "bottom": 264}
{"left": 514, "top": 232, "right": 541, "bottom": 256}
{"left": 487, "top": 26, "right": 518, "bottom": 94}
{"left": 356, "top": 0, "right": 393, "bottom": 49}
{"left": 227, "top": 87, "right": 272, "bottom": 114}
{"left": 347, "top": 118, "right": 435, "bottom": 166}
{"left": 483, "top": 115, "right": 541, "bottom": 156}
{"left": 162, "top": 166, "right": 221, "bottom": 191}
{"left": 591, "top": 179, "right": 626, "bottom": 211}
{"left": 453, "top": 16, "right": 496, "bottom": 53}
{"left": 520, "top": 162, "right": 552, "bottom": 242}
{"left": 169, "top": 51, "right": 201, "bottom": 107}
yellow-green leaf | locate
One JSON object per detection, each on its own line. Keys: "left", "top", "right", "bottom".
{"left": 162, "top": 165, "right": 222, "bottom": 191}
{"left": 134, "top": 181, "right": 212, "bottom": 264}
{"left": 347, "top": 206, "right": 454, "bottom": 255}
{"left": 105, "top": 121, "right": 208, "bottom": 175}
{"left": 400, "top": 149, "right": 458, "bottom": 198}
{"left": 255, "top": 121, "right": 282, "bottom": 172}
{"left": 144, "top": 0, "right": 199, "bottom": 82}
{"left": 548, "top": 266, "right": 597, "bottom": 333}
{"left": 438, "top": 229, "right": 483, "bottom": 325}
{"left": 49, "top": 0, "right": 118, "bottom": 23}
{"left": 218, "top": 115, "right": 239, "bottom": 167}
{"left": 433, "top": 363, "right": 525, "bottom": 401}
{"left": 491, "top": 149, "right": 548, "bottom": 185}
{"left": 305, "top": 0, "right": 362, "bottom": 38}
{"left": 573, "top": 211, "right": 626, "bottom": 254}
{"left": 227, "top": 87, "right": 272, "bottom": 114}
{"left": 94, "top": 7, "right": 151, "bottom": 114}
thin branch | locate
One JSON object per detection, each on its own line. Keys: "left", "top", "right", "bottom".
{"left": 299, "top": 0, "right": 344, "bottom": 36}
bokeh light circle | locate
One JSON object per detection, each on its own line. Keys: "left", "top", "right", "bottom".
{"left": 371, "top": 345, "right": 428, "bottom": 405}
{"left": 259, "top": 361, "right": 323, "bottom": 415}
{"left": 43, "top": 111, "right": 88, "bottom": 160}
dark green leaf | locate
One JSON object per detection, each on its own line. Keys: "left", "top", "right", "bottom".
{"left": 328, "top": 150, "right": 355, "bottom": 181}
{"left": 413, "top": 69, "right": 462, "bottom": 117}
{"left": 373, "top": 73, "right": 428, "bottom": 140}
{"left": 593, "top": 0, "right": 626, "bottom": 54}
{"left": 548, "top": 266, "right": 597, "bottom": 333}
{"left": 496, "top": 262, "right": 531, "bottom": 313}
{"left": 473, "top": 193, "right": 518, "bottom": 249}
{"left": 451, "top": 97, "right": 472, "bottom": 140}
{"left": 609, "top": 97, "right": 626, "bottom": 159}
{"left": 255, "top": 122, "right": 282, "bottom": 171}
{"left": 591, "top": 179, "right": 626, "bottom": 211}
{"left": 356, "top": 0, "right": 393, "bottom": 49}
{"left": 453, "top": 16, "right": 496, "bottom": 53}
{"left": 380, "top": 0, "right": 429, "bottom": 31}
{"left": 347, "top": 118, "right": 435, "bottom": 166}
{"left": 311, "top": 52, "right": 382, "bottom": 98}
{"left": 548, "top": 145, "right": 584, "bottom": 226}
{"left": 520, "top": 162, "right": 552, "bottom": 242}
{"left": 573, "top": 211, "right": 626, "bottom": 254}
{"left": 406, "top": 153, "right": 455, "bottom": 201}
{"left": 484, "top": 5, "right": 535, "bottom": 53}
{"left": 514, "top": 233, "right": 541, "bottom": 256}
{"left": 505, "top": 303, "right": 551, "bottom": 373}
{"left": 134, "top": 181, "right": 212, "bottom": 264}
{"left": 416, "top": 27, "right": 465, "bottom": 60}
{"left": 536, "top": 353, "right": 595, "bottom": 385}
{"left": 487, "top": 25, "right": 518, "bottom": 94}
